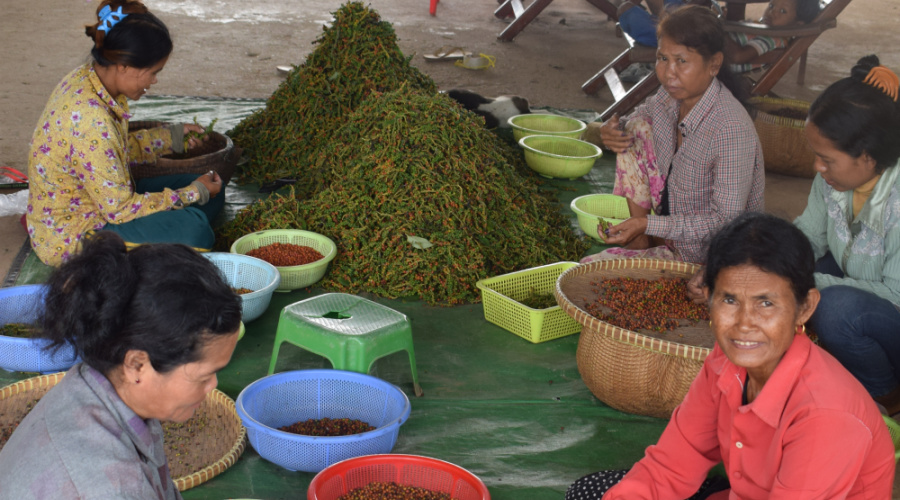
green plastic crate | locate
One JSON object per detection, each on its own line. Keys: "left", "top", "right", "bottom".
{"left": 475, "top": 262, "right": 581, "bottom": 343}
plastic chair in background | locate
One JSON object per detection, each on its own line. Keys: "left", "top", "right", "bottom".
{"left": 268, "top": 293, "right": 424, "bottom": 397}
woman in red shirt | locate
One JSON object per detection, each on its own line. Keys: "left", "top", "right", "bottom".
{"left": 567, "top": 212, "right": 895, "bottom": 499}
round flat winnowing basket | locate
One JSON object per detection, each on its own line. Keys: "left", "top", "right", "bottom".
{"left": 0, "top": 373, "right": 246, "bottom": 491}
{"left": 555, "top": 259, "right": 713, "bottom": 419}
{"left": 128, "top": 120, "right": 240, "bottom": 185}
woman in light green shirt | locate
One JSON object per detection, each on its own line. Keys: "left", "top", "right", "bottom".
{"left": 794, "top": 55, "right": 900, "bottom": 415}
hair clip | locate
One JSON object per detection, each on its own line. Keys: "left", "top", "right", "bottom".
{"left": 863, "top": 66, "right": 899, "bottom": 102}
{"left": 97, "top": 5, "right": 129, "bottom": 34}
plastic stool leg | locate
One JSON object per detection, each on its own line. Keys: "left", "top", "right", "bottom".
{"left": 268, "top": 340, "right": 283, "bottom": 375}
{"left": 405, "top": 348, "right": 424, "bottom": 397}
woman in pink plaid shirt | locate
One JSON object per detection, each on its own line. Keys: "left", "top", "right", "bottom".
{"left": 583, "top": 5, "right": 764, "bottom": 265}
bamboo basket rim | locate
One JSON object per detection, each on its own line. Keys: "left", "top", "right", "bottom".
{"left": 747, "top": 96, "right": 810, "bottom": 128}
{"left": 0, "top": 372, "right": 246, "bottom": 492}
{"left": 555, "top": 258, "right": 712, "bottom": 361}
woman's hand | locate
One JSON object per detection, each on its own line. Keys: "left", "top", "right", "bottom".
{"left": 686, "top": 268, "right": 708, "bottom": 304}
{"left": 604, "top": 216, "right": 648, "bottom": 246}
{"left": 598, "top": 114, "right": 634, "bottom": 154}
{"left": 183, "top": 123, "right": 209, "bottom": 150}
{"left": 195, "top": 171, "right": 222, "bottom": 198}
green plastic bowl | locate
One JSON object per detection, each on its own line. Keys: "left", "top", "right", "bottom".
{"left": 230, "top": 229, "right": 337, "bottom": 291}
{"left": 518, "top": 135, "right": 602, "bottom": 180}
{"left": 508, "top": 114, "right": 586, "bottom": 141}
{"left": 570, "top": 194, "right": 631, "bottom": 241}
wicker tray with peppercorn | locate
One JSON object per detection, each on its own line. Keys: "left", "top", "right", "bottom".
{"left": 555, "top": 259, "right": 714, "bottom": 419}
{"left": 0, "top": 373, "right": 246, "bottom": 491}
{"left": 128, "top": 120, "right": 241, "bottom": 186}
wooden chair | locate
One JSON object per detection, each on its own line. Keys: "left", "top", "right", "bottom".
{"left": 723, "top": 0, "right": 852, "bottom": 95}
{"left": 581, "top": 0, "right": 851, "bottom": 120}
{"left": 494, "top": 0, "right": 619, "bottom": 41}
{"left": 581, "top": 30, "right": 659, "bottom": 122}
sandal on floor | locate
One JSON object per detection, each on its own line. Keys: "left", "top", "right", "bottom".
{"left": 423, "top": 46, "right": 470, "bottom": 61}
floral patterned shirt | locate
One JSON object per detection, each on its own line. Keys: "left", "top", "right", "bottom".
{"left": 26, "top": 63, "right": 202, "bottom": 266}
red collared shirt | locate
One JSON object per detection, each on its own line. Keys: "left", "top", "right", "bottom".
{"left": 630, "top": 79, "right": 765, "bottom": 264}
{"left": 604, "top": 334, "right": 895, "bottom": 499}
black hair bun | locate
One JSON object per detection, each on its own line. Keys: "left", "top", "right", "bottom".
{"left": 850, "top": 55, "right": 881, "bottom": 81}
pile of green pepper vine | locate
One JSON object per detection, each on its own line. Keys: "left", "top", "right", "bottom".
{"left": 228, "top": 2, "right": 436, "bottom": 191}
{"left": 217, "top": 88, "right": 589, "bottom": 305}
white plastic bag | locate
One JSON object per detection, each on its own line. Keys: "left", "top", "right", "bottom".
{"left": 0, "top": 190, "right": 28, "bottom": 217}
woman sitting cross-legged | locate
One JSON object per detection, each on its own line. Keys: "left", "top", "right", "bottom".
{"left": 567, "top": 212, "right": 895, "bottom": 499}
{"left": 583, "top": 5, "right": 764, "bottom": 265}
{"left": 793, "top": 55, "right": 900, "bottom": 417}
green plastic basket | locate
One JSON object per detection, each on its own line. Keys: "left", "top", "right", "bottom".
{"left": 230, "top": 230, "right": 337, "bottom": 291}
{"left": 570, "top": 194, "right": 631, "bottom": 241}
{"left": 519, "top": 135, "right": 602, "bottom": 180}
{"left": 475, "top": 262, "right": 581, "bottom": 343}
{"left": 508, "top": 114, "right": 586, "bottom": 141}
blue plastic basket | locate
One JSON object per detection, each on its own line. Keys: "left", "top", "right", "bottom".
{"left": 236, "top": 369, "right": 411, "bottom": 472}
{"left": 204, "top": 253, "right": 281, "bottom": 323}
{"left": 0, "top": 285, "right": 78, "bottom": 373}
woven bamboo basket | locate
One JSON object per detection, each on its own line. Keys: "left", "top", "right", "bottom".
{"left": 128, "top": 120, "right": 240, "bottom": 185}
{"left": 555, "top": 259, "right": 714, "bottom": 418}
{"left": 0, "top": 372, "right": 246, "bottom": 491}
{"left": 747, "top": 96, "right": 816, "bottom": 179}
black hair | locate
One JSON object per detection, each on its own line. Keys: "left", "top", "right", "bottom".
{"left": 85, "top": 1, "right": 172, "bottom": 68}
{"left": 704, "top": 212, "right": 815, "bottom": 304}
{"left": 795, "top": 0, "right": 821, "bottom": 24}
{"left": 657, "top": 5, "right": 748, "bottom": 102}
{"left": 808, "top": 55, "right": 900, "bottom": 173}
{"left": 39, "top": 232, "right": 242, "bottom": 377}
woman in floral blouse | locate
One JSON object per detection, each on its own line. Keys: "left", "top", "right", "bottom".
{"left": 26, "top": 0, "right": 223, "bottom": 266}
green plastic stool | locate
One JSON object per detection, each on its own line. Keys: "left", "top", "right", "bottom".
{"left": 268, "top": 293, "right": 423, "bottom": 396}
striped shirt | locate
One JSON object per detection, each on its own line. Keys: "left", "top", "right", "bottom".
{"left": 727, "top": 32, "right": 789, "bottom": 73}
{"left": 630, "top": 79, "right": 765, "bottom": 264}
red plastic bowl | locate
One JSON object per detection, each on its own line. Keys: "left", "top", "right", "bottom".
{"left": 307, "top": 454, "right": 490, "bottom": 500}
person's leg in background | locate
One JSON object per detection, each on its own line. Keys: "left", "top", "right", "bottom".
{"left": 135, "top": 173, "right": 225, "bottom": 225}
{"left": 101, "top": 173, "right": 225, "bottom": 250}
{"left": 810, "top": 282, "right": 900, "bottom": 414}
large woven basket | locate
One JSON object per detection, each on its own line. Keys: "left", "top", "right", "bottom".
{"left": 128, "top": 120, "right": 240, "bottom": 185}
{"left": 0, "top": 373, "right": 246, "bottom": 491}
{"left": 555, "top": 259, "right": 713, "bottom": 418}
{"left": 747, "top": 97, "right": 816, "bottom": 179}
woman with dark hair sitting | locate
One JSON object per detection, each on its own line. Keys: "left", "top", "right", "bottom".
{"left": 793, "top": 55, "right": 900, "bottom": 416}
{"left": 567, "top": 212, "right": 895, "bottom": 499}
{"left": 0, "top": 232, "right": 242, "bottom": 498}
{"left": 582, "top": 5, "right": 764, "bottom": 265}
{"left": 26, "top": 0, "right": 223, "bottom": 267}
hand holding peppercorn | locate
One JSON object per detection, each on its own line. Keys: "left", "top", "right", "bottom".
{"left": 686, "top": 268, "right": 709, "bottom": 304}
{"left": 604, "top": 216, "right": 649, "bottom": 246}
{"left": 598, "top": 114, "right": 634, "bottom": 154}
